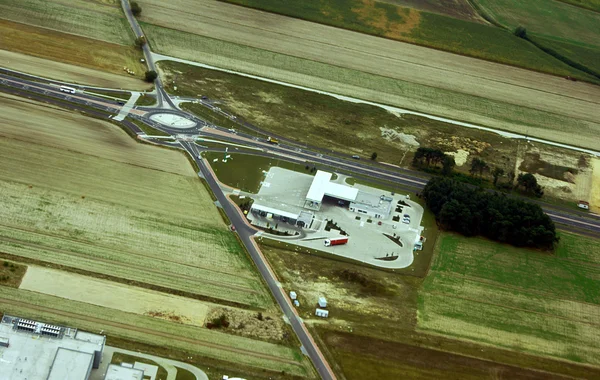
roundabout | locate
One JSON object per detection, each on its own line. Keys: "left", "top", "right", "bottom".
{"left": 149, "top": 113, "right": 196, "bottom": 128}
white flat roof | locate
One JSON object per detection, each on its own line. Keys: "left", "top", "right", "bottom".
{"left": 306, "top": 171, "right": 358, "bottom": 202}
{"left": 305, "top": 171, "right": 332, "bottom": 202}
{"left": 105, "top": 364, "right": 144, "bottom": 380}
{"left": 47, "top": 348, "right": 93, "bottom": 380}
{"left": 251, "top": 204, "right": 299, "bottom": 219}
{"left": 325, "top": 183, "right": 359, "bottom": 201}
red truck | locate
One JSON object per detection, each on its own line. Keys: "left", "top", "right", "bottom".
{"left": 324, "top": 237, "right": 349, "bottom": 247}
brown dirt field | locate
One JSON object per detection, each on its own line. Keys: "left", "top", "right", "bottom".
{"left": 377, "top": 0, "right": 486, "bottom": 22}
{"left": 0, "top": 19, "right": 149, "bottom": 89}
{"left": 0, "top": 261, "right": 27, "bottom": 288}
{"left": 19, "top": 266, "right": 212, "bottom": 326}
{"left": 138, "top": 0, "right": 600, "bottom": 128}
{"left": 351, "top": 0, "right": 420, "bottom": 40}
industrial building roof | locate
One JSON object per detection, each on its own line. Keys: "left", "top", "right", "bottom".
{"left": 47, "top": 348, "right": 93, "bottom": 380}
{"left": 104, "top": 364, "right": 144, "bottom": 380}
{"left": 306, "top": 171, "right": 359, "bottom": 202}
{"left": 0, "top": 315, "right": 104, "bottom": 380}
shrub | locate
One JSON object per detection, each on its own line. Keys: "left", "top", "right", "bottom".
{"left": 130, "top": 1, "right": 142, "bottom": 16}
{"left": 144, "top": 70, "right": 158, "bottom": 83}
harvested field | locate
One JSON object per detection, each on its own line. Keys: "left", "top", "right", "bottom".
{"left": 419, "top": 232, "right": 600, "bottom": 365}
{"left": 0, "top": 0, "right": 133, "bottom": 45}
{"left": 0, "top": 287, "right": 313, "bottom": 377}
{"left": 213, "top": 0, "right": 591, "bottom": 79}
{"left": 0, "top": 95, "right": 270, "bottom": 309}
{"left": 0, "top": 261, "right": 27, "bottom": 288}
{"left": 20, "top": 266, "right": 212, "bottom": 326}
{"left": 146, "top": 26, "right": 600, "bottom": 149}
{"left": 0, "top": 19, "right": 147, "bottom": 84}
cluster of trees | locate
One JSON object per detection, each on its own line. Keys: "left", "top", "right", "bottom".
{"left": 422, "top": 177, "right": 558, "bottom": 249}
{"left": 412, "top": 147, "right": 544, "bottom": 197}
{"left": 412, "top": 147, "right": 456, "bottom": 176}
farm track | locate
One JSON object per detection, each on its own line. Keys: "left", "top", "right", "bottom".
{"left": 0, "top": 296, "right": 300, "bottom": 365}
{"left": 0, "top": 221, "right": 257, "bottom": 280}
{"left": 0, "top": 231, "right": 260, "bottom": 295}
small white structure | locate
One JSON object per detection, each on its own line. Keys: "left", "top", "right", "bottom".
{"left": 318, "top": 297, "right": 327, "bottom": 308}
{"left": 293, "top": 300, "right": 300, "bottom": 307}
{"left": 289, "top": 291, "right": 297, "bottom": 300}
{"left": 578, "top": 201, "right": 590, "bottom": 210}
{"left": 315, "top": 309, "right": 329, "bottom": 318}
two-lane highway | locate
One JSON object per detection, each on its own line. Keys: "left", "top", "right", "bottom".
{"left": 180, "top": 141, "right": 336, "bottom": 380}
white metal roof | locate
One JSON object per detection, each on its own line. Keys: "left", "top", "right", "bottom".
{"left": 325, "top": 183, "right": 359, "bottom": 201}
{"left": 305, "top": 171, "right": 332, "bottom": 202}
{"left": 306, "top": 171, "right": 359, "bottom": 202}
{"left": 251, "top": 204, "right": 299, "bottom": 219}
{"left": 47, "top": 348, "right": 93, "bottom": 380}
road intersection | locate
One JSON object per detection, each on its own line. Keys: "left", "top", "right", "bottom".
{"left": 0, "top": 4, "right": 599, "bottom": 376}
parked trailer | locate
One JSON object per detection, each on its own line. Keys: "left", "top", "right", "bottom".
{"left": 59, "top": 86, "right": 76, "bottom": 94}
{"left": 267, "top": 136, "right": 279, "bottom": 144}
{"left": 324, "top": 237, "right": 348, "bottom": 247}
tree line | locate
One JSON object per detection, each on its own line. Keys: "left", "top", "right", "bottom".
{"left": 412, "top": 147, "right": 544, "bottom": 197}
{"left": 422, "top": 177, "right": 558, "bottom": 250}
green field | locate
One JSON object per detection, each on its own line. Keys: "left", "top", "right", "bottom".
{"left": 260, "top": 227, "right": 600, "bottom": 378}
{"left": 557, "top": 0, "right": 600, "bottom": 11}
{"left": 475, "top": 0, "right": 600, "bottom": 48}
{"left": 419, "top": 232, "right": 600, "bottom": 364}
{"left": 474, "top": 0, "right": 600, "bottom": 76}
{"left": 0, "top": 0, "right": 134, "bottom": 45}
{"left": 219, "top": 0, "right": 594, "bottom": 79}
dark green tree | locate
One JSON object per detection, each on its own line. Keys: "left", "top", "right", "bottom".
{"left": 470, "top": 158, "right": 489, "bottom": 177}
{"left": 371, "top": 152, "right": 378, "bottom": 161}
{"left": 514, "top": 26, "right": 527, "bottom": 38}
{"left": 491, "top": 167, "right": 505, "bottom": 186}
{"left": 517, "top": 173, "right": 544, "bottom": 197}
{"left": 130, "top": 1, "right": 142, "bottom": 16}
{"left": 442, "top": 155, "right": 456, "bottom": 176}
{"left": 144, "top": 70, "right": 158, "bottom": 82}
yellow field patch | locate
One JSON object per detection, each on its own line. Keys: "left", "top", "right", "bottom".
{"left": 590, "top": 158, "right": 600, "bottom": 213}
{"left": 20, "top": 267, "right": 211, "bottom": 326}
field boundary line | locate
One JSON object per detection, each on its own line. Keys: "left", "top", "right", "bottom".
{"left": 0, "top": 296, "right": 302, "bottom": 366}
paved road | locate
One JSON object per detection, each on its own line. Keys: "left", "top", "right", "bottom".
{"left": 181, "top": 141, "right": 335, "bottom": 380}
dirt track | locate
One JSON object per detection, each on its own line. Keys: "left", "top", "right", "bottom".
{"left": 139, "top": 0, "right": 599, "bottom": 123}
{"left": 0, "top": 49, "right": 150, "bottom": 90}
